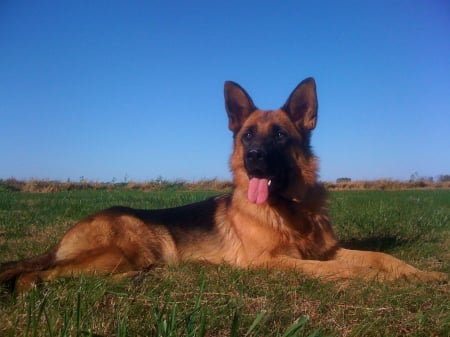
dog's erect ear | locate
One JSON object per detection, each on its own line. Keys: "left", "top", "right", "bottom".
{"left": 282, "top": 77, "right": 318, "bottom": 131}
{"left": 224, "top": 81, "right": 257, "bottom": 133}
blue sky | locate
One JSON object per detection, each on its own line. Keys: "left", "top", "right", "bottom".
{"left": 1, "top": 1, "right": 449, "bottom": 182}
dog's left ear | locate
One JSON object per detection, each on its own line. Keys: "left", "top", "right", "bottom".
{"left": 224, "top": 81, "right": 257, "bottom": 133}
{"left": 282, "top": 77, "right": 318, "bottom": 131}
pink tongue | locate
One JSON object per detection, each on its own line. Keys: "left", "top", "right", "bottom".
{"left": 248, "top": 178, "right": 269, "bottom": 204}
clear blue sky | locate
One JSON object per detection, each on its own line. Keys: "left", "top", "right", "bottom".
{"left": 1, "top": 1, "right": 449, "bottom": 182}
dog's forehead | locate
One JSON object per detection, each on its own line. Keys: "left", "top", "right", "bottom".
{"left": 242, "top": 109, "right": 297, "bottom": 132}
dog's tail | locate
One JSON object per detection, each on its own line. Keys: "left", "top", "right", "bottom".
{"left": 0, "top": 247, "right": 57, "bottom": 292}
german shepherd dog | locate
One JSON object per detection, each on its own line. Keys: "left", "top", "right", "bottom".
{"left": 0, "top": 78, "right": 447, "bottom": 293}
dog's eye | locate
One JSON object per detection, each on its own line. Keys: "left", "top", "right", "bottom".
{"left": 243, "top": 130, "right": 254, "bottom": 140}
{"left": 273, "top": 125, "right": 288, "bottom": 142}
{"left": 275, "top": 130, "right": 287, "bottom": 140}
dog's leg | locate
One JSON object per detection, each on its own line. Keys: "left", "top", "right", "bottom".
{"left": 334, "top": 248, "right": 448, "bottom": 282}
{"left": 15, "top": 247, "right": 137, "bottom": 293}
{"left": 259, "top": 256, "right": 382, "bottom": 282}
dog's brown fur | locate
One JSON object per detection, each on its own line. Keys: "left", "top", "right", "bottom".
{"left": 0, "top": 78, "right": 447, "bottom": 293}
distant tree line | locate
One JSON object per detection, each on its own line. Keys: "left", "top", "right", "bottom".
{"left": 336, "top": 174, "right": 450, "bottom": 184}
{"left": 409, "top": 172, "right": 450, "bottom": 183}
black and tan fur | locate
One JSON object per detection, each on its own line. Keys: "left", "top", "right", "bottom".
{"left": 0, "top": 78, "right": 447, "bottom": 293}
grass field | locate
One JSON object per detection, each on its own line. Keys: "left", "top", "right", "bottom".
{"left": 0, "top": 188, "right": 449, "bottom": 336}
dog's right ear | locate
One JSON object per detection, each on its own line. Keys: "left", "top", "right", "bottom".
{"left": 224, "top": 81, "right": 257, "bottom": 133}
{"left": 282, "top": 77, "right": 318, "bottom": 131}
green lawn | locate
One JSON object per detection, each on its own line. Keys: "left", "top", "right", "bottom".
{"left": 0, "top": 189, "right": 449, "bottom": 336}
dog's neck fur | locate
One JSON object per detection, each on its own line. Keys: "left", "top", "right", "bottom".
{"left": 229, "top": 181, "right": 338, "bottom": 260}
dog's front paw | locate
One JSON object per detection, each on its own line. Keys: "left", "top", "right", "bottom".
{"left": 399, "top": 270, "right": 448, "bottom": 283}
{"left": 417, "top": 270, "right": 448, "bottom": 283}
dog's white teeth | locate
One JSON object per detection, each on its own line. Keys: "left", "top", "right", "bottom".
{"left": 268, "top": 179, "right": 272, "bottom": 187}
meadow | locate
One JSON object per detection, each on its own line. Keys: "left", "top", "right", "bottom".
{"left": 0, "top": 187, "right": 449, "bottom": 336}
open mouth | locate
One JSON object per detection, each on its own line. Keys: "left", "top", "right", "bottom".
{"left": 247, "top": 176, "right": 272, "bottom": 205}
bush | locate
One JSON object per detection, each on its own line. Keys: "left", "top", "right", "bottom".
{"left": 336, "top": 177, "right": 351, "bottom": 183}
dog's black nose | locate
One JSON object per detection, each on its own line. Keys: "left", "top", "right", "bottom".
{"left": 246, "top": 149, "right": 266, "bottom": 162}
{"left": 245, "top": 149, "right": 268, "bottom": 176}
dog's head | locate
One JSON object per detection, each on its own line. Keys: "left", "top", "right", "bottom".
{"left": 225, "top": 78, "right": 319, "bottom": 205}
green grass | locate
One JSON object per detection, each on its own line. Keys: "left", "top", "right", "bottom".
{"left": 0, "top": 189, "right": 449, "bottom": 336}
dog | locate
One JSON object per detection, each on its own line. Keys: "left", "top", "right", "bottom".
{"left": 0, "top": 78, "right": 447, "bottom": 293}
